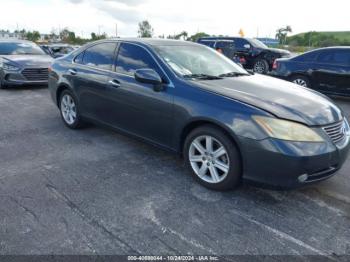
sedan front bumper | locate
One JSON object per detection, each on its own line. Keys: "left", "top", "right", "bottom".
{"left": 239, "top": 134, "right": 350, "bottom": 188}
{"left": 1, "top": 69, "right": 49, "bottom": 87}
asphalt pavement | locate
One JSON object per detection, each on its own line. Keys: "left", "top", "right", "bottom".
{"left": 0, "top": 87, "right": 349, "bottom": 256}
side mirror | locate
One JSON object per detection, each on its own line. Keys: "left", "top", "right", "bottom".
{"left": 134, "top": 69, "right": 164, "bottom": 92}
{"left": 243, "top": 44, "right": 251, "bottom": 49}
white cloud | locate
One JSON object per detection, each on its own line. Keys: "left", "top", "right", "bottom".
{"left": 0, "top": 0, "right": 349, "bottom": 38}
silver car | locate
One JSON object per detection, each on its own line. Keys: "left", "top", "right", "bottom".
{"left": 0, "top": 40, "right": 53, "bottom": 89}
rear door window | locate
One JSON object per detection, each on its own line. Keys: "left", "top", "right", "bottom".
{"left": 316, "top": 50, "right": 334, "bottom": 64}
{"left": 82, "top": 42, "right": 117, "bottom": 70}
{"left": 215, "top": 41, "right": 236, "bottom": 58}
{"left": 199, "top": 40, "right": 216, "bottom": 48}
{"left": 333, "top": 50, "right": 350, "bottom": 66}
{"left": 234, "top": 38, "right": 250, "bottom": 50}
{"left": 215, "top": 41, "right": 235, "bottom": 50}
{"left": 295, "top": 51, "right": 319, "bottom": 62}
{"left": 316, "top": 49, "right": 350, "bottom": 65}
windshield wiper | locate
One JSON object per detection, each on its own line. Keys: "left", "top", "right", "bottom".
{"left": 218, "top": 72, "right": 250, "bottom": 77}
{"left": 183, "top": 74, "right": 223, "bottom": 80}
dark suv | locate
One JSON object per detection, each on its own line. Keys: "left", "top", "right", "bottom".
{"left": 198, "top": 37, "right": 291, "bottom": 74}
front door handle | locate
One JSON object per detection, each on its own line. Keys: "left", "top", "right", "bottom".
{"left": 109, "top": 79, "right": 120, "bottom": 88}
{"left": 68, "top": 69, "right": 77, "bottom": 75}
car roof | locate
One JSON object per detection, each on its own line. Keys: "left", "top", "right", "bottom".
{"left": 198, "top": 37, "right": 241, "bottom": 41}
{"left": 304, "top": 46, "right": 350, "bottom": 53}
{"left": 317, "top": 46, "right": 350, "bottom": 50}
{"left": 49, "top": 44, "right": 73, "bottom": 47}
{"left": 0, "top": 39, "right": 35, "bottom": 44}
{"left": 95, "top": 38, "right": 199, "bottom": 47}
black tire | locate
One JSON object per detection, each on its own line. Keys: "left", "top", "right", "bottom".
{"left": 290, "top": 75, "right": 311, "bottom": 88}
{"left": 183, "top": 125, "right": 242, "bottom": 191}
{"left": 253, "top": 59, "right": 269, "bottom": 74}
{"left": 59, "top": 89, "right": 85, "bottom": 129}
{"left": 0, "top": 77, "right": 6, "bottom": 89}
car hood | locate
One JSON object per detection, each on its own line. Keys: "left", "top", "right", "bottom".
{"left": 2, "top": 55, "right": 53, "bottom": 67}
{"left": 192, "top": 74, "right": 343, "bottom": 126}
{"left": 267, "top": 48, "right": 291, "bottom": 56}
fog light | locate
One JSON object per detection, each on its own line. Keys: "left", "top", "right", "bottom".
{"left": 7, "top": 74, "right": 25, "bottom": 81}
{"left": 298, "top": 174, "right": 308, "bottom": 182}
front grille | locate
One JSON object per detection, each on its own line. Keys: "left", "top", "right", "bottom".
{"left": 322, "top": 120, "right": 346, "bottom": 144}
{"left": 22, "top": 68, "right": 49, "bottom": 81}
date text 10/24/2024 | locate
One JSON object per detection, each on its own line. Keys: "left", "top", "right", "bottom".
{"left": 127, "top": 256, "right": 219, "bottom": 261}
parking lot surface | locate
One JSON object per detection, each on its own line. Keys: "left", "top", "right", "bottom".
{"left": 0, "top": 87, "right": 349, "bottom": 256}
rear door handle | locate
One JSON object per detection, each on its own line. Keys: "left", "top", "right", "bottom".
{"left": 109, "top": 79, "right": 120, "bottom": 88}
{"left": 68, "top": 69, "right": 77, "bottom": 75}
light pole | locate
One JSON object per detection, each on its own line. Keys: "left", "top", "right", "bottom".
{"left": 98, "top": 25, "right": 103, "bottom": 36}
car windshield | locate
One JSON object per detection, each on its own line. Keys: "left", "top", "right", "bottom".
{"left": 154, "top": 44, "right": 248, "bottom": 78}
{"left": 248, "top": 38, "right": 268, "bottom": 49}
{"left": 0, "top": 42, "right": 46, "bottom": 55}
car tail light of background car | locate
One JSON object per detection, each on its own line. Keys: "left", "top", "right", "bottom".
{"left": 272, "top": 60, "right": 278, "bottom": 70}
{"left": 239, "top": 57, "right": 246, "bottom": 65}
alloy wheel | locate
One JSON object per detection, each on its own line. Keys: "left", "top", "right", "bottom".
{"left": 61, "top": 94, "right": 77, "bottom": 125}
{"left": 189, "top": 135, "right": 230, "bottom": 184}
{"left": 293, "top": 78, "right": 308, "bottom": 87}
{"left": 253, "top": 61, "right": 266, "bottom": 74}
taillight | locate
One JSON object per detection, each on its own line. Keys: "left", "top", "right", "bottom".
{"left": 272, "top": 60, "right": 278, "bottom": 70}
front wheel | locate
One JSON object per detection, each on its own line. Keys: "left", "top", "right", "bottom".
{"left": 59, "top": 90, "right": 85, "bottom": 129}
{"left": 253, "top": 59, "right": 269, "bottom": 74}
{"left": 184, "top": 125, "right": 242, "bottom": 191}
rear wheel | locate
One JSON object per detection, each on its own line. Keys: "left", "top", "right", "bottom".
{"left": 290, "top": 75, "right": 310, "bottom": 88}
{"left": 184, "top": 125, "right": 242, "bottom": 191}
{"left": 253, "top": 59, "right": 269, "bottom": 74}
{"left": 59, "top": 90, "right": 85, "bottom": 129}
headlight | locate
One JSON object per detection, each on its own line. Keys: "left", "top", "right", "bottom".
{"left": 253, "top": 116, "right": 324, "bottom": 142}
{"left": 2, "top": 63, "right": 20, "bottom": 71}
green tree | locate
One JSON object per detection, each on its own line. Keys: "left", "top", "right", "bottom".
{"left": 91, "top": 32, "right": 106, "bottom": 41}
{"left": 91, "top": 32, "right": 97, "bottom": 40}
{"left": 275, "top": 26, "right": 292, "bottom": 45}
{"left": 138, "top": 20, "right": 153, "bottom": 38}
{"left": 67, "top": 31, "right": 76, "bottom": 43}
{"left": 25, "top": 31, "right": 40, "bottom": 42}
{"left": 168, "top": 31, "right": 188, "bottom": 40}
{"left": 59, "top": 28, "right": 71, "bottom": 41}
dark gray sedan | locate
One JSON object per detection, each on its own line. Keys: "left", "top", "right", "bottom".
{"left": 49, "top": 39, "right": 350, "bottom": 191}
{"left": 0, "top": 40, "right": 53, "bottom": 89}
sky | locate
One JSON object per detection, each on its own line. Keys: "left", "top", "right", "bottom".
{"left": 0, "top": 0, "right": 349, "bottom": 38}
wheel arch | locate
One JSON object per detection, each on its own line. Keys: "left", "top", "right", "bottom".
{"left": 56, "top": 83, "right": 73, "bottom": 106}
{"left": 289, "top": 72, "right": 310, "bottom": 80}
{"left": 179, "top": 118, "right": 243, "bottom": 164}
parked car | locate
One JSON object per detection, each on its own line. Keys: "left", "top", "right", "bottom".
{"left": 49, "top": 39, "right": 350, "bottom": 190}
{"left": 40, "top": 44, "right": 75, "bottom": 58}
{"left": 270, "top": 47, "right": 350, "bottom": 97}
{"left": 0, "top": 40, "right": 53, "bottom": 89}
{"left": 197, "top": 37, "right": 291, "bottom": 74}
